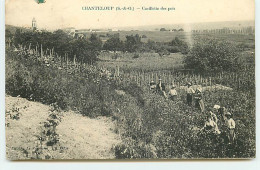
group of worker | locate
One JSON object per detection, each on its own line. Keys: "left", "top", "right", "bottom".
{"left": 149, "top": 80, "right": 236, "bottom": 145}
{"left": 201, "top": 105, "right": 236, "bottom": 145}
{"left": 150, "top": 79, "right": 178, "bottom": 101}
{"left": 150, "top": 80, "right": 205, "bottom": 111}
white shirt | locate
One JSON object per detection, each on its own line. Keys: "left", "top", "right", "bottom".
{"left": 187, "top": 87, "right": 195, "bottom": 94}
{"left": 204, "top": 119, "right": 221, "bottom": 134}
{"left": 210, "top": 111, "right": 218, "bottom": 123}
{"left": 226, "top": 118, "right": 236, "bottom": 129}
{"left": 205, "top": 120, "right": 216, "bottom": 127}
{"left": 169, "top": 89, "right": 177, "bottom": 96}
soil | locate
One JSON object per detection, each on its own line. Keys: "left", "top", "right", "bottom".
{"left": 5, "top": 96, "right": 121, "bottom": 160}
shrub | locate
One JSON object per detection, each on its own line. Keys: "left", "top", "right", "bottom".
{"left": 6, "top": 50, "right": 115, "bottom": 116}
{"left": 184, "top": 39, "right": 241, "bottom": 74}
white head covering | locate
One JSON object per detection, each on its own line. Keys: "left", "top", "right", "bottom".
{"left": 225, "top": 112, "right": 232, "bottom": 116}
{"left": 196, "top": 87, "right": 202, "bottom": 92}
{"left": 213, "top": 105, "right": 220, "bottom": 110}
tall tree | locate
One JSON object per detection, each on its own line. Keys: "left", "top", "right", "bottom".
{"left": 125, "top": 34, "right": 142, "bottom": 52}
{"left": 103, "top": 34, "right": 124, "bottom": 52}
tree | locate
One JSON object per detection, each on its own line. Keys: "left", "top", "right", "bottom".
{"left": 5, "top": 29, "right": 13, "bottom": 47}
{"left": 160, "top": 28, "right": 167, "bottom": 31}
{"left": 156, "top": 45, "right": 170, "bottom": 57}
{"left": 125, "top": 34, "right": 142, "bottom": 52}
{"left": 51, "top": 29, "right": 72, "bottom": 56}
{"left": 169, "top": 37, "right": 189, "bottom": 54}
{"left": 89, "top": 34, "right": 102, "bottom": 51}
{"left": 5, "top": 29, "right": 13, "bottom": 39}
{"left": 103, "top": 34, "right": 124, "bottom": 52}
{"left": 13, "top": 29, "right": 23, "bottom": 46}
{"left": 12, "top": 28, "right": 100, "bottom": 64}
{"left": 71, "top": 38, "right": 99, "bottom": 64}
{"left": 184, "top": 39, "right": 240, "bottom": 74}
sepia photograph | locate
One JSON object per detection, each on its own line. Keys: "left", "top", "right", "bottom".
{"left": 4, "top": 0, "right": 255, "bottom": 160}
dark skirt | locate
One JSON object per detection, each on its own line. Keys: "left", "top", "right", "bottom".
{"left": 228, "top": 129, "right": 235, "bottom": 143}
{"left": 169, "top": 95, "right": 177, "bottom": 101}
{"left": 187, "top": 94, "right": 192, "bottom": 105}
{"left": 195, "top": 99, "right": 205, "bottom": 112}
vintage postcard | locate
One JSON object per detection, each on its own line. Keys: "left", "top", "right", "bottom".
{"left": 5, "top": 0, "right": 255, "bottom": 160}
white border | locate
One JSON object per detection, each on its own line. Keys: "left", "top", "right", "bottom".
{"left": 0, "top": 0, "right": 259, "bottom": 169}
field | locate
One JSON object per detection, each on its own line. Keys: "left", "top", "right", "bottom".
{"left": 97, "top": 52, "right": 184, "bottom": 72}
{"left": 95, "top": 31, "right": 254, "bottom": 72}
{"left": 88, "top": 31, "right": 255, "bottom": 49}
{"left": 5, "top": 27, "right": 255, "bottom": 159}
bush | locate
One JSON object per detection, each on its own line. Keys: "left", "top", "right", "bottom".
{"left": 6, "top": 50, "right": 115, "bottom": 116}
{"left": 184, "top": 39, "right": 241, "bottom": 74}
{"left": 169, "top": 37, "right": 189, "bottom": 54}
{"left": 132, "top": 54, "right": 140, "bottom": 59}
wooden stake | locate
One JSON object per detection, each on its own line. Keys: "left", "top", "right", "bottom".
{"left": 41, "top": 44, "right": 43, "bottom": 57}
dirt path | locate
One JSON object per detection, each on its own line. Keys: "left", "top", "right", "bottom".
{"left": 56, "top": 112, "right": 121, "bottom": 159}
{"left": 6, "top": 96, "right": 49, "bottom": 159}
{"left": 5, "top": 96, "right": 121, "bottom": 160}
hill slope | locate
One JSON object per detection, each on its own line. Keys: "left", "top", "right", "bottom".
{"left": 5, "top": 96, "right": 121, "bottom": 160}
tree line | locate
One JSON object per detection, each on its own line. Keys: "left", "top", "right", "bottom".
{"left": 6, "top": 29, "right": 189, "bottom": 62}
{"left": 6, "top": 28, "right": 250, "bottom": 74}
{"left": 103, "top": 33, "right": 189, "bottom": 55}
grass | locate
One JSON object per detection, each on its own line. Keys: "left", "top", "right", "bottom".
{"left": 87, "top": 31, "right": 191, "bottom": 43}
{"left": 97, "top": 51, "right": 184, "bottom": 72}
{"left": 114, "top": 89, "right": 255, "bottom": 159}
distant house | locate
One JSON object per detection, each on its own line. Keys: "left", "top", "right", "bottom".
{"left": 91, "top": 29, "right": 110, "bottom": 32}
{"left": 63, "top": 27, "right": 76, "bottom": 37}
{"left": 112, "top": 28, "right": 118, "bottom": 32}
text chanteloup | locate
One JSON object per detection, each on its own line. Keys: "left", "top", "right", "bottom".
{"left": 82, "top": 6, "right": 114, "bottom": 10}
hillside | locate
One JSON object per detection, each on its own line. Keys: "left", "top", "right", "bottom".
{"left": 6, "top": 96, "right": 121, "bottom": 160}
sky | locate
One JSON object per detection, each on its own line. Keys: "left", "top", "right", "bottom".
{"left": 5, "top": 0, "right": 255, "bottom": 30}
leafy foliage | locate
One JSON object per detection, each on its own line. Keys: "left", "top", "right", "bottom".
{"left": 12, "top": 29, "right": 101, "bottom": 64}
{"left": 184, "top": 39, "right": 241, "bottom": 73}
{"left": 103, "top": 34, "right": 124, "bottom": 52}
{"left": 125, "top": 34, "right": 142, "bottom": 52}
